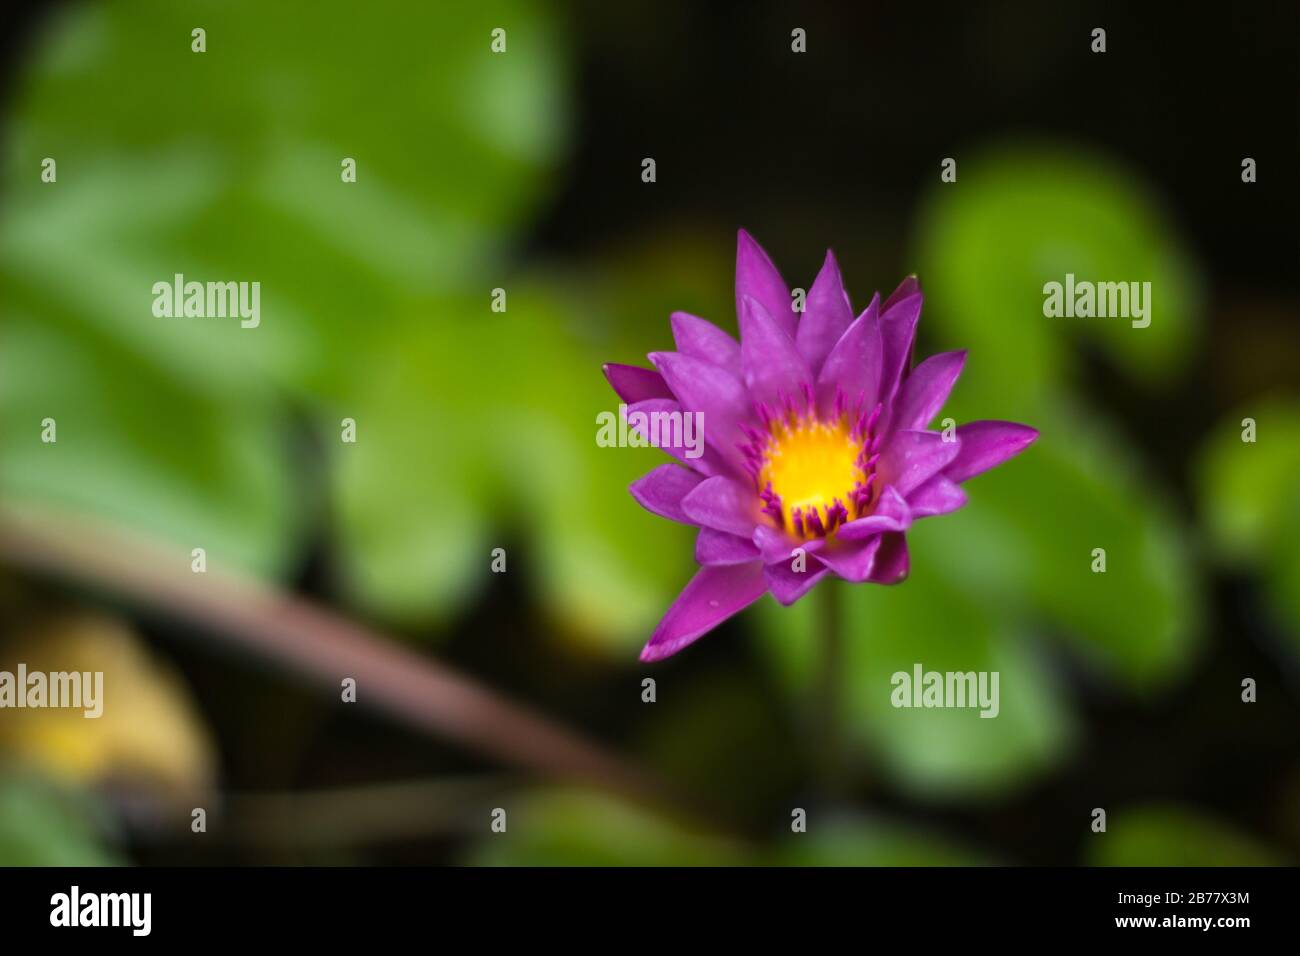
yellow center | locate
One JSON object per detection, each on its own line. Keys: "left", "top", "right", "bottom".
{"left": 759, "top": 419, "right": 865, "bottom": 533}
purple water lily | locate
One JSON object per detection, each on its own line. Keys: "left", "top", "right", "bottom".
{"left": 604, "top": 231, "right": 1037, "bottom": 662}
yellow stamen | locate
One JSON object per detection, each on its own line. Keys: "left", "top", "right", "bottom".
{"left": 759, "top": 418, "right": 865, "bottom": 535}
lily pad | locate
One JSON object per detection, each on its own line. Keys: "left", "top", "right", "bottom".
{"left": 0, "top": 0, "right": 569, "bottom": 582}
{"left": 914, "top": 145, "right": 1203, "bottom": 414}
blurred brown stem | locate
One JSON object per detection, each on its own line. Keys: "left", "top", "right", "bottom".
{"left": 0, "top": 501, "right": 662, "bottom": 804}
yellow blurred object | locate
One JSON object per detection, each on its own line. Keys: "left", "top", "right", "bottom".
{"left": 0, "top": 614, "right": 215, "bottom": 801}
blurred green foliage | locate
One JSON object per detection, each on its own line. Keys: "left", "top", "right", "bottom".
{"left": 761, "top": 570, "right": 1073, "bottom": 798}
{"left": 759, "top": 149, "right": 1205, "bottom": 796}
{"left": 915, "top": 148, "right": 1203, "bottom": 691}
{"left": 0, "top": 0, "right": 570, "bottom": 577}
{"left": 467, "top": 788, "right": 747, "bottom": 866}
{"left": 0, "top": 772, "right": 120, "bottom": 865}
{"left": 0, "top": 0, "right": 712, "bottom": 648}
{"left": 1195, "top": 398, "right": 1300, "bottom": 646}
{"left": 1088, "top": 805, "right": 1280, "bottom": 867}
{"left": 914, "top": 145, "right": 1203, "bottom": 401}
{"left": 467, "top": 788, "right": 984, "bottom": 866}
{"left": 771, "top": 815, "right": 988, "bottom": 866}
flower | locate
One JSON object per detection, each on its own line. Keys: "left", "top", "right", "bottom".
{"left": 604, "top": 230, "right": 1038, "bottom": 662}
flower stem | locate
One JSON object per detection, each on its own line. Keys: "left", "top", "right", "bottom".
{"left": 814, "top": 577, "right": 844, "bottom": 795}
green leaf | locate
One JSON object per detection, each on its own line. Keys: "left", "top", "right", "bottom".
{"left": 1194, "top": 397, "right": 1300, "bottom": 565}
{"left": 757, "top": 560, "right": 1074, "bottom": 798}
{"left": 770, "top": 143, "right": 1208, "bottom": 793}
{"left": 914, "top": 145, "right": 1203, "bottom": 413}
{"left": 0, "top": 311, "right": 299, "bottom": 577}
{"left": 906, "top": 145, "right": 1202, "bottom": 689}
{"left": 466, "top": 792, "right": 988, "bottom": 866}
{"left": 328, "top": 303, "right": 498, "bottom": 624}
{"left": 773, "top": 814, "right": 990, "bottom": 866}
{"left": 0, "top": 0, "right": 569, "bottom": 582}
{"left": 0, "top": 771, "right": 122, "bottom": 866}
{"left": 1193, "top": 398, "right": 1300, "bottom": 647}
{"left": 508, "top": 239, "right": 734, "bottom": 646}
{"left": 329, "top": 288, "right": 695, "bottom": 640}
{"left": 465, "top": 788, "right": 747, "bottom": 866}
{"left": 1263, "top": 489, "right": 1300, "bottom": 645}
{"left": 949, "top": 398, "right": 1201, "bottom": 687}
{"left": 1089, "top": 805, "right": 1283, "bottom": 866}
{"left": 755, "top": 402, "right": 1198, "bottom": 794}
{"left": 4, "top": 0, "right": 568, "bottom": 393}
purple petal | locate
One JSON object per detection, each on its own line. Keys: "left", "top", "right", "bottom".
{"left": 736, "top": 229, "right": 797, "bottom": 339}
{"left": 752, "top": 524, "right": 827, "bottom": 564}
{"left": 891, "top": 350, "right": 966, "bottom": 433}
{"left": 696, "top": 527, "right": 761, "bottom": 565}
{"left": 739, "top": 295, "right": 813, "bottom": 411}
{"left": 836, "top": 486, "right": 912, "bottom": 540}
{"left": 865, "top": 531, "right": 910, "bottom": 584}
{"left": 816, "top": 535, "right": 885, "bottom": 583}
{"left": 796, "top": 250, "right": 854, "bottom": 374}
{"left": 907, "top": 475, "right": 968, "bottom": 518}
{"left": 603, "top": 363, "right": 672, "bottom": 404}
{"left": 764, "top": 557, "right": 830, "bottom": 605}
{"left": 623, "top": 398, "right": 729, "bottom": 477}
{"left": 883, "top": 275, "right": 920, "bottom": 313}
{"left": 681, "top": 475, "right": 761, "bottom": 538}
{"left": 944, "top": 421, "right": 1040, "bottom": 484}
{"left": 878, "top": 289, "right": 923, "bottom": 407}
{"left": 649, "top": 351, "right": 752, "bottom": 474}
{"left": 879, "top": 429, "right": 963, "bottom": 496}
{"left": 671, "top": 311, "right": 742, "bottom": 375}
{"left": 640, "top": 563, "right": 768, "bottom": 661}
{"left": 628, "top": 463, "right": 705, "bottom": 524}
{"left": 816, "top": 294, "right": 882, "bottom": 414}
